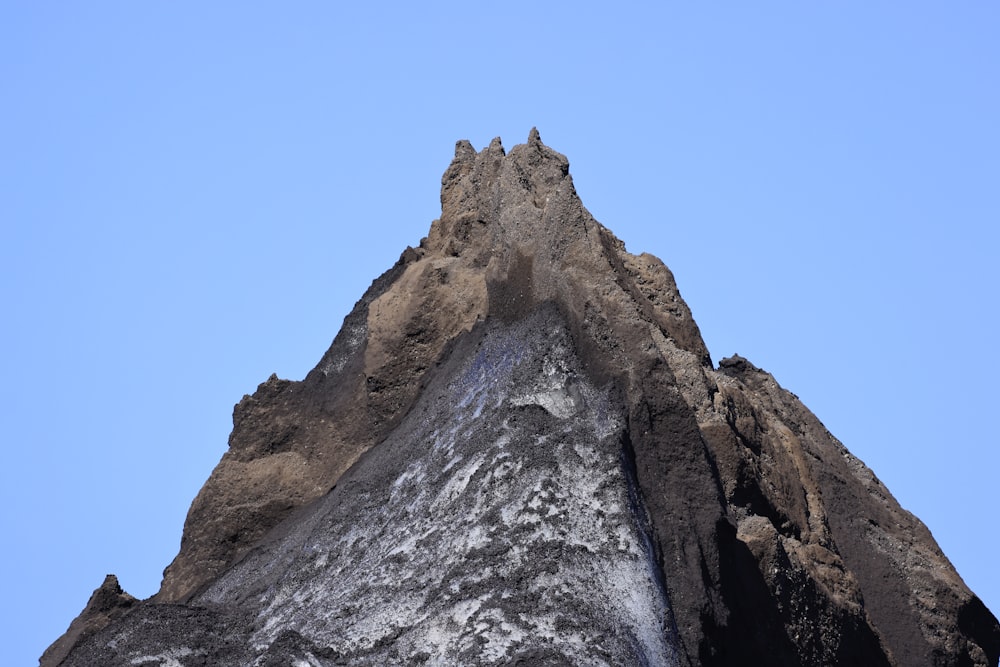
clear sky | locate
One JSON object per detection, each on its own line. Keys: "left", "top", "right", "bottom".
{"left": 3, "top": 3, "right": 997, "bottom": 664}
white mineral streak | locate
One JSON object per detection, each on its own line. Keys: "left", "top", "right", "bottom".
{"left": 128, "top": 647, "right": 195, "bottom": 667}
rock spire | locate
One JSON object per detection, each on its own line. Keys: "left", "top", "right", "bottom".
{"left": 44, "top": 131, "right": 1000, "bottom": 666}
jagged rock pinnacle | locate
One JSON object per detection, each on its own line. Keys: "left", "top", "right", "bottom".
{"left": 152, "top": 130, "right": 706, "bottom": 605}
{"left": 45, "top": 133, "right": 1000, "bottom": 667}
{"left": 41, "top": 575, "right": 136, "bottom": 667}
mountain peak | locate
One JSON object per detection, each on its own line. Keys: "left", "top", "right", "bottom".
{"left": 431, "top": 131, "right": 708, "bottom": 355}
{"left": 45, "top": 134, "right": 999, "bottom": 667}
{"left": 436, "top": 129, "right": 572, "bottom": 253}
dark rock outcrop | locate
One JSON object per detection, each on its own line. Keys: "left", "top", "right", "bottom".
{"left": 44, "top": 130, "right": 999, "bottom": 666}
{"left": 40, "top": 575, "right": 136, "bottom": 667}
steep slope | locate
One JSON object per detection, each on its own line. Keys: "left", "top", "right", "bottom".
{"left": 45, "top": 130, "right": 999, "bottom": 666}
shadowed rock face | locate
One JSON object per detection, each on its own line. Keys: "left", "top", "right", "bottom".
{"left": 45, "top": 131, "right": 1000, "bottom": 666}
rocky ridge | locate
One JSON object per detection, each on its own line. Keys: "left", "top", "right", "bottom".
{"left": 44, "top": 130, "right": 1000, "bottom": 666}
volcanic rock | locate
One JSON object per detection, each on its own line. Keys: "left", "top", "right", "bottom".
{"left": 40, "top": 575, "right": 136, "bottom": 667}
{"left": 44, "top": 130, "right": 1000, "bottom": 666}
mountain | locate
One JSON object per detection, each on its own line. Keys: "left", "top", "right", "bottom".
{"left": 43, "top": 130, "right": 1000, "bottom": 666}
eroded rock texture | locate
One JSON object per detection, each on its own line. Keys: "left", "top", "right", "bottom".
{"left": 45, "top": 130, "right": 999, "bottom": 666}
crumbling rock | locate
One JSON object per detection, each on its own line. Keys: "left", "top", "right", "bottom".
{"left": 44, "top": 131, "right": 999, "bottom": 666}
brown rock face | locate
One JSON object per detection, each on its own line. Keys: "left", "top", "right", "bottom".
{"left": 46, "top": 130, "right": 999, "bottom": 666}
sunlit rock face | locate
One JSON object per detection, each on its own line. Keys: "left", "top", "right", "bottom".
{"left": 47, "top": 131, "right": 1000, "bottom": 666}
{"left": 196, "top": 309, "right": 678, "bottom": 665}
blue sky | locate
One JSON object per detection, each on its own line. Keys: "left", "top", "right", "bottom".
{"left": 3, "top": 3, "right": 998, "bottom": 664}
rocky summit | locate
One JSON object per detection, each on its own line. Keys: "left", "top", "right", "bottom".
{"left": 44, "top": 130, "right": 999, "bottom": 666}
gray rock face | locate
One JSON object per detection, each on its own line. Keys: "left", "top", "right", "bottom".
{"left": 46, "top": 130, "right": 1000, "bottom": 666}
